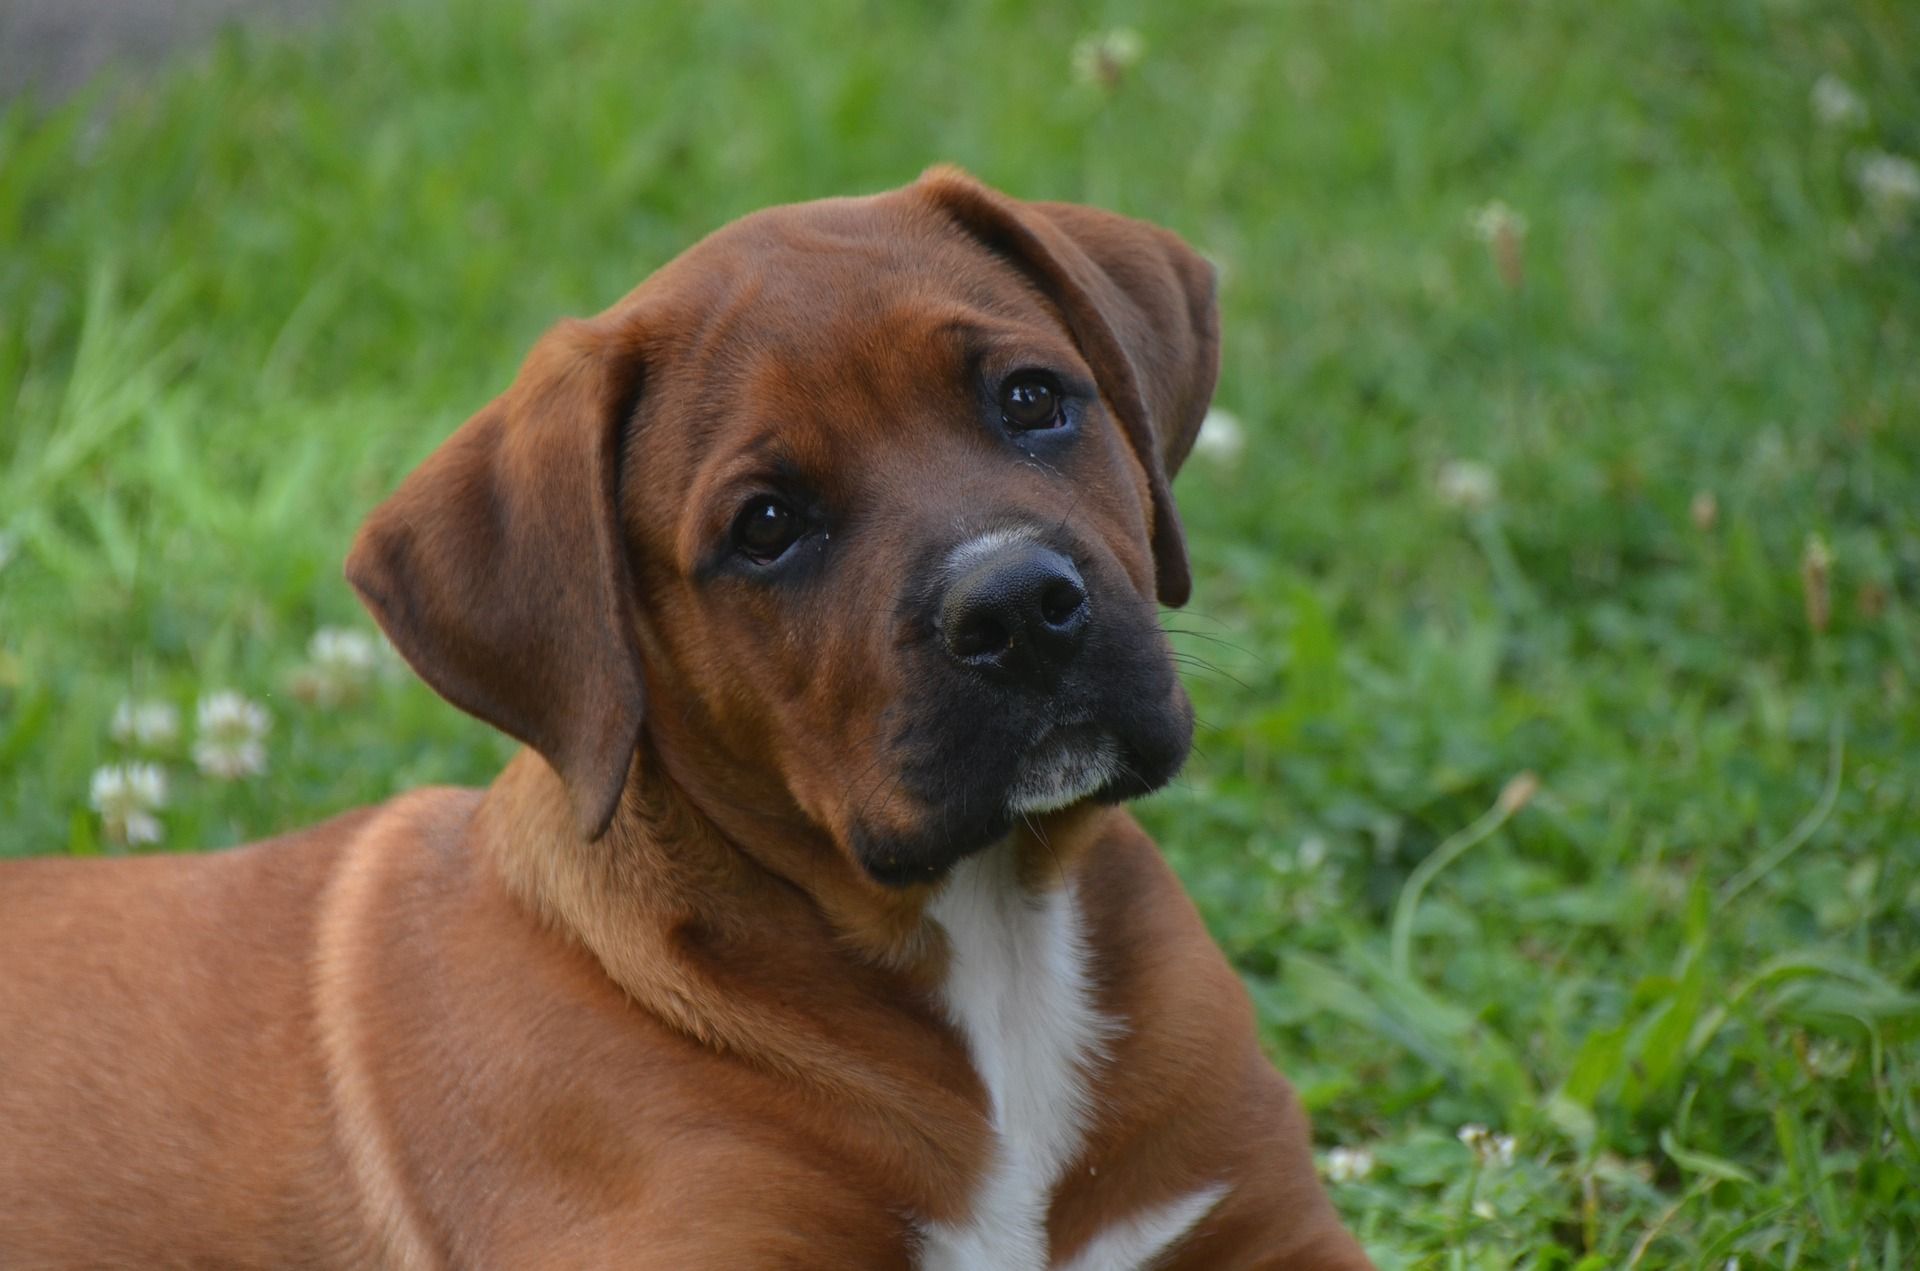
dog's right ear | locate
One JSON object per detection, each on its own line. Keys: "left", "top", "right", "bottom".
{"left": 346, "top": 318, "right": 647, "bottom": 840}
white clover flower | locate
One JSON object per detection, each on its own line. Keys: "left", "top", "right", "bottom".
{"left": 110, "top": 698, "right": 180, "bottom": 749}
{"left": 1071, "top": 27, "right": 1145, "bottom": 90}
{"left": 1811, "top": 75, "right": 1868, "bottom": 129}
{"left": 1459, "top": 1123, "right": 1517, "bottom": 1168}
{"left": 1469, "top": 201, "right": 1528, "bottom": 289}
{"left": 1296, "top": 835, "right": 1328, "bottom": 871}
{"left": 1805, "top": 1037, "right": 1854, "bottom": 1079}
{"left": 1434, "top": 459, "right": 1499, "bottom": 511}
{"left": 89, "top": 762, "right": 167, "bottom": 847}
{"left": 311, "top": 627, "right": 379, "bottom": 676}
{"left": 193, "top": 691, "right": 271, "bottom": 780}
{"left": 292, "top": 626, "right": 381, "bottom": 707}
{"left": 1191, "top": 407, "right": 1245, "bottom": 463}
{"left": 1325, "top": 1146, "right": 1374, "bottom": 1183}
{"left": 1856, "top": 151, "right": 1920, "bottom": 225}
{"left": 1469, "top": 200, "right": 1528, "bottom": 243}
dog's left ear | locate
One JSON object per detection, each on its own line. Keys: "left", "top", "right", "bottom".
{"left": 345, "top": 317, "right": 647, "bottom": 839}
{"left": 916, "top": 165, "right": 1221, "bottom": 607}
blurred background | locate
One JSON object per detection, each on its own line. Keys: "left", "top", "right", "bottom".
{"left": 1, "top": 0, "right": 1915, "bottom": 1263}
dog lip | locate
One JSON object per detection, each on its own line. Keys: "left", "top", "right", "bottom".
{"left": 1005, "top": 722, "right": 1120, "bottom": 815}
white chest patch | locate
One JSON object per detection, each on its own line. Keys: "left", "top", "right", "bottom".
{"left": 915, "top": 846, "right": 1223, "bottom": 1271}
{"left": 1053, "top": 1183, "right": 1230, "bottom": 1271}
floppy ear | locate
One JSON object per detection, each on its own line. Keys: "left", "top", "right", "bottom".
{"left": 345, "top": 317, "right": 647, "bottom": 839}
{"left": 915, "top": 165, "right": 1221, "bottom": 607}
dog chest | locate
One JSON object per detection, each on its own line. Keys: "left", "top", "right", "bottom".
{"left": 914, "top": 846, "right": 1221, "bottom": 1271}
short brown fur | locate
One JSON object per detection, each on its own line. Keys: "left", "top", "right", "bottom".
{"left": 0, "top": 169, "right": 1369, "bottom": 1268}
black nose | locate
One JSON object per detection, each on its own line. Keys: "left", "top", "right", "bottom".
{"left": 941, "top": 543, "right": 1090, "bottom": 686}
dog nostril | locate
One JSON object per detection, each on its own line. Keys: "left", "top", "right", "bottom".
{"left": 1038, "top": 578, "right": 1086, "bottom": 628}
{"left": 952, "top": 613, "right": 1013, "bottom": 660}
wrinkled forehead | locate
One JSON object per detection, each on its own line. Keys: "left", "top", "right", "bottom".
{"left": 629, "top": 194, "right": 1084, "bottom": 458}
{"left": 648, "top": 195, "right": 1069, "bottom": 366}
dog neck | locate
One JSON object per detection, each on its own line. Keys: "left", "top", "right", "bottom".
{"left": 469, "top": 746, "right": 1001, "bottom": 1220}
{"left": 469, "top": 743, "right": 1124, "bottom": 1239}
{"left": 471, "top": 743, "right": 1108, "bottom": 1037}
{"left": 474, "top": 743, "right": 915, "bottom": 1001}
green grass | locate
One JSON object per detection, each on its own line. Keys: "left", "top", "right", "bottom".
{"left": 3, "top": 0, "right": 1917, "bottom": 1263}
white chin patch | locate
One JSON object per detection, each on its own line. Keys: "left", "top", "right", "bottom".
{"left": 1007, "top": 731, "right": 1119, "bottom": 815}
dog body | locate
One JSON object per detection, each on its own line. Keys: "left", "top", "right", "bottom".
{"left": 0, "top": 170, "right": 1370, "bottom": 1268}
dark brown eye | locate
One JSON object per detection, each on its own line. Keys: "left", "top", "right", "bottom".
{"left": 1000, "top": 373, "right": 1064, "bottom": 431}
{"left": 732, "top": 496, "right": 803, "bottom": 563}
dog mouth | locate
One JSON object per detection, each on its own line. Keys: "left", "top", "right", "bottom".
{"left": 850, "top": 697, "right": 1189, "bottom": 889}
{"left": 848, "top": 551, "right": 1194, "bottom": 888}
{"left": 1005, "top": 722, "right": 1120, "bottom": 816}
{"left": 852, "top": 722, "right": 1135, "bottom": 888}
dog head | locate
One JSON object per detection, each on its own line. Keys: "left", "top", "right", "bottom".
{"left": 348, "top": 167, "right": 1218, "bottom": 887}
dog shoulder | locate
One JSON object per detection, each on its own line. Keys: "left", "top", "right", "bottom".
{"left": 0, "top": 789, "right": 482, "bottom": 1265}
{"left": 1051, "top": 816, "right": 1372, "bottom": 1269}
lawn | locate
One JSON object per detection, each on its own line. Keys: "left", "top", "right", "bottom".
{"left": 2, "top": 0, "right": 1916, "bottom": 1264}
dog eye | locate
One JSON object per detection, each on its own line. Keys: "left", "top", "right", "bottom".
{"left": 1000, "top": 372, "right": 1065, "bottom": 431}
{"left": 732, "top": 497, "right": 804, "bottom": 563}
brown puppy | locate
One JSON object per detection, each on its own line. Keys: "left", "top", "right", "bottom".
{"left": 0, "top": 168, "right": 1371, "bottom": 1269}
